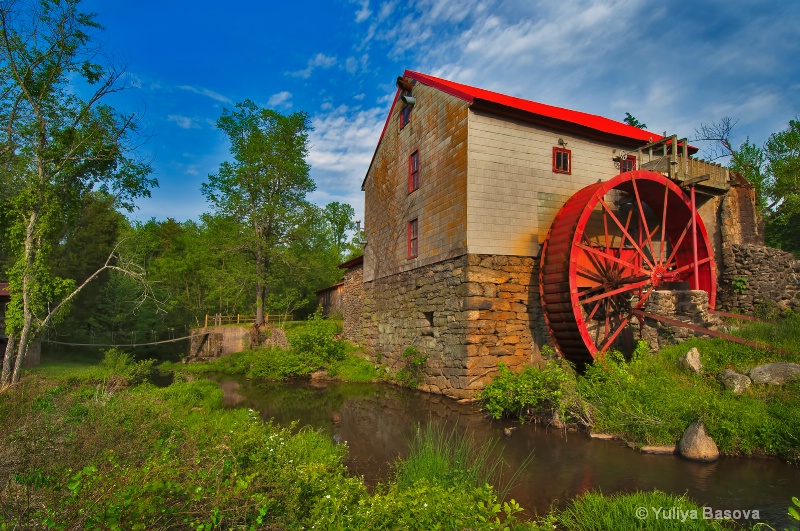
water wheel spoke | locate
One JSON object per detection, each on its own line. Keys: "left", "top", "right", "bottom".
{"left": 597, "top": 195, "right": 654, "bottom": 269}
{"left": 581, "top": 234, "right": 610, "bottom": 277}
{"left": 617, "top": 208, "right": 634, "bottom": 254}
{"left": 664, "top": 217, "right": 694, "bottom": 269}
{"left": 576, "top": 242, "right": 648, "bottom": 277}
{"left": 659, "top": 183, "right": 669, "bottom": 264}
{"left": 631, "top": 176, "right": 657, "bottom": 261}
{"left": 599, "top": 312, "right": 634, "bottom": 353}
{"left": 576, "top": 265, "right": 606, "bottom": 284}
{"left": 586, "top": 299, "right": 603, "bottom": 321}
{"left": 579, "top": 278, "right": 651, "bottom": 305}
{"left": 669, "top": 256, "right": 713, "bottom": 276}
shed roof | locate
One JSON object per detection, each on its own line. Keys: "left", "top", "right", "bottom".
{"left": 363, "top": 70, "right": 687, "bottom": 190}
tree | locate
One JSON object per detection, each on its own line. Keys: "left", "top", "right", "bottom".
{"left": 0, "top": 0, "right": 156, "bottom": 384}
{"left": 202, "top": 100, "right": 313, "bottom": 325}
{"left": 323, "top": 201, "right": 356, "bottom": 258}
{"left": 623, "top": 112, "right": 647, "bottom": 129}
{"left": 696, "top": 117, "right": 800, "bottom": 255}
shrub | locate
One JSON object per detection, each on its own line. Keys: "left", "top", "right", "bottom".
{"left": 478, "top": 358, "right": 584, "bottom": 424}
{"left": 98, "top": 348, "right": 155, "bottom": 385}
{"left": 289, "top": 311, "right": 345, "bottom": 364}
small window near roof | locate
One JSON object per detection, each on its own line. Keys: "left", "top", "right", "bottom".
{"left": 620, "top": 154, "right": 637, "bottom": 173}
{"left": 553, "top": 147, "right": 571, "bottom": 174}
{"left": 407, "top": 218, "right": 418, "bottom": 258}
{"left": 399, "top": 92, "right": 412, "bottom": 130}
{"left": 408, "top": 150, "right": 419, "bottom": 193}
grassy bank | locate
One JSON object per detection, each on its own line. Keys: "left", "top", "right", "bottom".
{"left": 164, "top": 313, "right": 382, "bottom": 383}
{"left": 1, "top": 352, "right": 759, "bottom": 529}
{"left": 480, "top": 315, "right": 800, "bottom": 463}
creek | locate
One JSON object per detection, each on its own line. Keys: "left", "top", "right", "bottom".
{"left": 212, "top": 375, "right": 799, "bottom": 528}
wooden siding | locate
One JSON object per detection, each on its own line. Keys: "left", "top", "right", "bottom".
{"left": 363, "top": 83, "right": 469, "bottom": 282}
{"left": 467, "top": 110, "right": 633, "bottom": 255}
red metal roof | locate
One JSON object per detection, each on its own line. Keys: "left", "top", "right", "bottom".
{"left": 364, "top": 70, "right": 681, "bottom": 189}
{"left": 0, "top": 282, "right": 9, "bottom": 298}
{"left": 405, "top": 70, "right": 663, "bottom": 143}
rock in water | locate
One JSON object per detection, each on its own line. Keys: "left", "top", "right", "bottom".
{"left": 716, "top": 369, "right": 752, "bottom": 394}
{"left": 678, "top": 421, "right": 719, "bottom": 462}
{"left": 748, "top": 362, "right": 800, "bottom": 386}
{"left": 678, "top": 347, "right": 703, "bottom": 374}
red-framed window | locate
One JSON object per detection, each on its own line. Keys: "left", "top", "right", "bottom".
{"left": 399, "top": 92, "right": 412, "bottom": 130}
{"left": 408, "top": 150, "right": 420, "bottom": 193}
{"left": 553, "top": 147, "right": 571, "bottom": 174}
{"left": 407, "top": 218, "right": 419, "bottom": 258}
{"left": 620, "top": 154, "right": 637, "bottom": 173}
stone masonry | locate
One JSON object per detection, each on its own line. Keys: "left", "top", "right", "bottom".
{"left": 718, "top": 243, "right": 800, "bottom": 315}
{"left": 341, "top": 261, "right": 364, "bottom": 345}
{"left": 640, "top": 290, "right": 719, "bottom": 351}
{"left": 360, "top": 253, "right": 548, "bottom": 399}
{"left": 188, "top": 326, "right": 250, "bottom": 362}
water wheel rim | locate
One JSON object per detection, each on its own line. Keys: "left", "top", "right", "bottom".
{"left": 540, "top": 170, "right": 717, "bottom": 361}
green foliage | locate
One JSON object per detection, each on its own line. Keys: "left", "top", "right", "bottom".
{"left": 326, "top": 353, "right": 380, "bottom": 382}
{"left": 478, "top": 359, "right": 583, "bottom": 424}
{"left": 98, "top": 348, "right": 155, "bottom": 385}
{"left": 789, "top": 496, "right": 800, "bottom": 524}
{"left": 557, "top": 490, "right": 726, "bottom": 530}
{"left": 0, "top": 0, "right": 156, "bottom": 383}
{"left": 623, "top": 112, "right": 647, "bottom": 129}
{"left": 395, "top": 346, "right": 429, "bottom": 388}
{"left": 289, "top": 311, "right": 345, "bottom": 364}
{"left": 732, "top": 276, "right": 749, "bottom": 295}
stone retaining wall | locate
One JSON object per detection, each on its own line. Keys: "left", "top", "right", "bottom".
{"left": 361, "top": 253, "right": 547, "bottom": 398}
{"left": 188, "top": 326, "right": 250, "bottom": 362}
{"left": 718, "top": 243, "right": 800, "bottom": 315}
{"left": 640, "top": 290, "right": 719, "bottom": 351}
{"left": 341, "top": 263, "right": 364, "bottom": 345}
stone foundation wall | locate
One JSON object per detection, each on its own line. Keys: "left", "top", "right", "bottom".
{"left": 188, "top": 326, "right": 250, "bottom": 362}
{"left": 362, "top": 253, "right": 547, "bottom": 398}
{"left": 341, "top": 264, "right": 364, "bottom": 345}
{"left": 641, "top": 290, "right": 718, "bottom": 351}
{"left": 718, "top": 244, "right": 800, "bottom": 315}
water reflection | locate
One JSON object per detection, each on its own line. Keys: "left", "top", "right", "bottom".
{"left": 214, "top": 376, "right": 799, "bottom": 527}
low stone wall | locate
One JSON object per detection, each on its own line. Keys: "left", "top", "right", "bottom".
{"left": 718, "top": 244, "right": 800, "bottom": 315}
{"left": 361, "top": 253, "right": 547, "bottom": 398}
{"left": 188, "top": 326, "right": 250, "bottom": 362}
{"left": 640, "top": 290, "right": 719, "bottom": 351}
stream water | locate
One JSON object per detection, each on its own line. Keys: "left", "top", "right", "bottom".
{"left": 212, "top": 376, "right": 799, "bottom": 527}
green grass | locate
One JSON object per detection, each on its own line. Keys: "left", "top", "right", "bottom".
{"left": 557, "top": 490, "right": 729, "bottom": 530}
{"left": 480, "top": 316, "right": 800, "bottom": 462}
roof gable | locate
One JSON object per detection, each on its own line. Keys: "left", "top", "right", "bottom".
{"left": 363, "top": 70, "right": 672, "bottom": 190}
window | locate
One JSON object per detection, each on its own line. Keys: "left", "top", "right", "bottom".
{"left": 408, "top": 150, "right": 420, "bottom": 192}
{"left": 620, "top": 154, "right": 637, "bottom": 173}
{"left": 553, "top": 147, "right": 571, "bottom": 174}
{"left": 399, "top": 92, "right": 412, "bottom": 129}
{"left": 407, "top": 219, "right": 419, "bottom": 258}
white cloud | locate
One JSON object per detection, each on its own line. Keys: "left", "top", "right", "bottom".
{"left": 167, "top": 115, "right": 198, "bottom": 129}
{"left": 268, "top": 91, "right": 293, "bottom": 108}
{"left": 288, "top": 53, "right": 338, "bottom": 79}
{"left": 355, "top": 0, "right": 371, "bottom": 22}
{"left": 177, "top": 85, "right": 233, "bottom": 104}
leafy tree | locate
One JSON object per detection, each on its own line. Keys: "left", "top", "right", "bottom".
{"left": 202, "top": 100, "right": 313, "bottom": 325}
{"left": 696, "top": 117, "right": 800, "bottom": 255}
{"left": 0, "top": 0, "right": 156, "bottom": 384}
{"left": 623, "top": 112, "right": 647, "bottom": 129}
{"left": 323, "top": 201, "right": 356, "bottom": 257}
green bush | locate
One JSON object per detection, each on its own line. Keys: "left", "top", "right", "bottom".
{"left": 478, "top": 358, "right": 584, "bottom": 424}
{"left": 289, "top": 311, "right": 345, "bottom": 364}
{"left": 98, "top": 348, "right": 155, "bottom": 385}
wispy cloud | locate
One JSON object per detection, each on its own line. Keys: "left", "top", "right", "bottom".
{"left": 288, "top": 53, "right": 338, "bottom": 79}
{"left": 354, "top": 0, "right": 371, "bottom": 22}
{"left": 177, "top": 85, "right": 233, "bottom": 104}
{"left": 167, "top": 114, "right": 199, "bottom": 129}
{"left": 267, "top": 91, "right": 293, "bottom": 108}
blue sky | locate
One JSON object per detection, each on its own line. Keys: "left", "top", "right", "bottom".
{"left": 83, "top": 0, "right": 800, "bottom": 224}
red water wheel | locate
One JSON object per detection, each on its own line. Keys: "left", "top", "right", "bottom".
{"left": 540, "top": 170, "right": 717, "bottom": 364}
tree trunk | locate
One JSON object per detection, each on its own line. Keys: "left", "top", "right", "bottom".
{"left": 10, "top": 210, "right": 39, "bottom": 384}
{"left": 1, "top": 334, "right": 17, "bottom": 386}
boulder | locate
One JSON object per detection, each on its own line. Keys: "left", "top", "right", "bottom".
{"left": 748, "top": 362, "right": 800, "bottom": 386}
{"left": 716, "top": 369, "right": 751, "bottom": 394}
{"left": 678, "top": 421, "right": 719, "bottom": 462}
{"left": 677, "top": 347, "right": 703, "bottom": 374}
